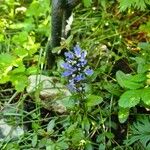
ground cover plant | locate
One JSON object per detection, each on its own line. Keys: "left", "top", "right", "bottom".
{"left": 0, "top": 0, "right": 150, "bottom": 149}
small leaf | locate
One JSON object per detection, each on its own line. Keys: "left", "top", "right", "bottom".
{"left": 86, "top": 94, "right": 103, "bottom": 107}
{"left": 118, "top": 108, "right": 129, "bottom": 123}
{"left": 105, "top": 132, "right": 114, "bottom": 139}
{"left": 85, "top": 142, "right": 93, "bottom": 150}
{"left": 82, "top": 0, "right": 92, "bottom": 7}
{"left": 119, "top": 90, "right": 141, "bottom": 108}
{"left": 47, "top": 119, "right": 55, "bottom": 133}
{"left": 82, "top": 116, "right": 90, "bottom": 132}
{"left": 32, "top": 134, "right": 38, "bottom": 147}
{"left": 141, "top": 88, "right": 150, "bottom": 106}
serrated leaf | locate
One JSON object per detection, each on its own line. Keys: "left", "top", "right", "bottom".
{"left": 141, "top": 88, "right": 150, "bottom": 106}
{"left": 118, "top": 108, "right": 129, "bottom": 123}
{"left": 87, "top": 94, "right": 103, "bottom": 107}
{"left": 119, "top": 90, "right": 141, "bottom": 108}
{"left": 116, "top": 71, "right": 144, "bottom": 89}
{"left": 124, "top": 116, "right": 150, "bottom": 148}
{"left": 119, "top": 0, "right": 150, "bottom": 11}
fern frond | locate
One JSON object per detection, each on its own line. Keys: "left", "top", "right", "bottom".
{"left": 119, "top": 0, "right": 150, "bottom": 11}
{"left": 124, "top": 116, "right": 150, "bottom": 149}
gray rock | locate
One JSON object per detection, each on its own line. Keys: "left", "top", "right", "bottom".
{"left": 0, "top": 119, "right": 24, "bottom": 141}
{"left": 27, "top": 75, "right": 71, "bottom": 113}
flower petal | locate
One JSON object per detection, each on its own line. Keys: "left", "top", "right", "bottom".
{"left": 74, "top": 74, "right": 85, "bottom": 82}
{"left": 62, "top": 70, "right": 73, "bottom": 77}
{"left": 64, "top": 52, "right": 74, "bottom": 59}
{"left": 61, "top": 62, "right": 71, "bottom": 69}
{"left": 73, "top": 45, "right": 81, "bottom": 58}
{"left": 85, "top": 69, "right": 93, "bottom": 76}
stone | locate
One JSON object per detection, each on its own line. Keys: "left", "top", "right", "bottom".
{"left": 27, "top": 75, "right": 71, "bottom": 113}
{"left": 0, "top": 119, "right": 24, "bottom": 141}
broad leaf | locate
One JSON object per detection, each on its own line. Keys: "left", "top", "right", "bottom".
{"left": 116, "top": 71, "right": 144, "bottom": 89}
{"left": 10, "top": 74, "right": 28, "bottom": 92}
{"left": 119, "top": 90, "right": 140, "bottom": 108}
{"left": 87, "top": 94, "right": 103, "bottom": 107}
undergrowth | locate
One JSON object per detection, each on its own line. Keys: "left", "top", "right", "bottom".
{"left": 0, "top": 0, "right": 150, "bottom": 149}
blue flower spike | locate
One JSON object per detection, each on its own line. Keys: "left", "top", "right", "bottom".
{"left": 62, "top": 45, "right": 93, "bottom": 92}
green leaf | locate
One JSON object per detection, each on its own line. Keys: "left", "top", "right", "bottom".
{"left": 138, "top": 42, "right": 150, "bottom": 51}
{"left": 127, "top": 73, "right": 146, "bottom": 83}
{"left": 116, "top": 71, "right": 144, "bottom": 89}
{"left": 61, "top": 96, "right": 75, "bottom": 109}
{"left": 12, "top": 32, "right": 28, "bottom": 45}
{"left": 124, "top": 116, "right": 150, "bottom": 148}
{"left": 86, "top": 94, "right": 103, "bottom": 107}
{"left": 13, "top": 48, "right": 28, "bottom": 58}
{"left": 118, "top": 108, "right": 129, "bottom": 123}
{"left": 103, "top": 82, "right": 122, "bottom": 96}
{"left": 26, "top": 66, "right": 38, "bottom": 75}
{"left": 56, "top": 141, "right": 69, "bottom": 150}
{"left": 32, "top": 134, "right": 38, "bottom": 147}
{"left": 47, "top": 119, "right": 55, "bottom": 133}
{"left": 105, "top": 132, "right": 114, "bottom": 139}
{"left": 11, "top": 65, "right": 26, "bottom": 74}
{"left": 135, "top": 57, "right": 148, "bottom": 73}
{"left": 71, "top": 128, "right": 85, "bottom": 146}
{"left": 10, "top": 74, "right": 28, "bottom": 92}
{"left": 0, "top": 53, "right": 15, "bottom": 66}
{"left": 82, "top": 0, "right": 92, "bottom": 7}
{"left": 82, "top": 116, "right": 90, "bottom": 132}
{"left": 85, "top": 142, "right": 93, "bottom": 150}
{"left": 140, "top": 88, "right": 150, "bottom": 106}
{"left": 119, "top": 90, "right": 141, "bottom": 108}
{"left": 119, "top": 0, "right": 150, "bottom": 11}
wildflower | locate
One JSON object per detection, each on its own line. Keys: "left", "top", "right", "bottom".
{"left": 62, "top": 45, "right": 93, "bottom": 92}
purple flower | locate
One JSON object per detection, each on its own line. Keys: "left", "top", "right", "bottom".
{"left": 74, "top": 74, "right": 85, "bottom": 82}
{"left": 81, "top": 51, "right": 87, "bottom": 60}
{"left": 62, "top": 70, "right": 73, "bottom": 77}
{"left": 67, "top": 80, "right": 76, "bottom": 92}
{"left": 64, "top": 52, "right": 74, "bottom": 59}
{"left": 61, "top": 45, "right": 93, "bottom": 93}
{"left": 61, "top": 63, "right": 72, "bottom": 69}
{"left": 85, "top": 69, "right": 93, "bottom": 76}
{"left": 73, "top": 45, "right": 81, "bottom": 58}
